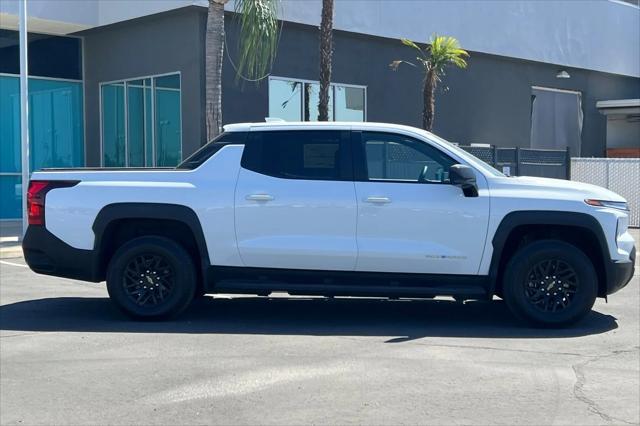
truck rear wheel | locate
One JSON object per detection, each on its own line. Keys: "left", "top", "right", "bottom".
{"left": 106, "top": 236, "right": 196, "bottom": 319}
{"left": 502, "top": 239, "right": 597, "bottom": 327}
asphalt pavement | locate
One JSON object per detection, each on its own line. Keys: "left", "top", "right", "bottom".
{"left": 0, "top": 233, "right": 638, "bottom": 425}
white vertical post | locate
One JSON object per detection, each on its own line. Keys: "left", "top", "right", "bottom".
{"left": 19, "top": 0, "right": 30, "bottom": 236}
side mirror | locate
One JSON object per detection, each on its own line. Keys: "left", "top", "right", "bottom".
{"left": 449, "top": 164, "right": 478, "bottom": 197}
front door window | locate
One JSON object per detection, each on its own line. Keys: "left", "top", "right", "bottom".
{"left": 362, "top": 132, "right": 455, "bottom": 183}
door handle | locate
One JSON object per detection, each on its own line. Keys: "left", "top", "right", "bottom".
{"left": 365, "top": 196, "right": 391, "bottom": 204}
{"left": 246, "top": 194, "right": 274, "bottom": 202}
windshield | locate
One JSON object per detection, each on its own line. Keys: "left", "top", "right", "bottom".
{"left": 423, "top": 132, "right": 506, "bottom": 177}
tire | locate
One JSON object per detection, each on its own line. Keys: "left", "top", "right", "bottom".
{"left": 106, "top": 236, "right": 197, "bottom": 320}
{"left": 194, "top": 288, "right": 208, "bottom": 299}
{"left": 502, "top": 239, "right": 597, "bottom": 328}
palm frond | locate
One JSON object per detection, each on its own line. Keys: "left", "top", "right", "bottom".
{"left": 234, "top": 0, "right": 280, "bottom": 82}
{"left": 428, "top": 34, "right": 469, "bottom": 70}
{"left": 401, "top": 38, "right": 421, "bottom": 52}
{"left": 394, "top": 34, "right": 468, "bottom": 74}
{"left": 389, "top": 60, "right": 417, "bottom": 71}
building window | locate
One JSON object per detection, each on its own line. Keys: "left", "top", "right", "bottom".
{"left": 0, "top": 31, "right": 84, "bottom": 220}
{"left": 268, "top": 77, "right": 366, "bottom": 122}
{"left": 100, "top": 73, "right": 182, "bottom": 167}
{"left": 0, "top": 29, "right": 82, "bottom": 80}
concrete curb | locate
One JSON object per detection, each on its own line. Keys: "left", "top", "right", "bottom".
{"left": 0, "top": 245, "right": 23, "bottom": 259}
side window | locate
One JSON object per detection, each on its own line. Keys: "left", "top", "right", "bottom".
{"left": 177, "top": 131, "right": 248, "bottom": 169}
{"left": 242, "top": 130, "right": 351, "bottom": 181}
{"left": 362, "top": 132, "right": 456, "bottom": 183}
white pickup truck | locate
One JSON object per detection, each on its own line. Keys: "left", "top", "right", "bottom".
{"left": 22, "top": 122, "right": 635, "bottom": 326}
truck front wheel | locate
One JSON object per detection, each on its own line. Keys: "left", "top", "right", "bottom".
{"left": 502, "top": 240, "right": 598, "bottom": 327}
{"left": 106, "top": 236, "right": 197, "bottom": 319}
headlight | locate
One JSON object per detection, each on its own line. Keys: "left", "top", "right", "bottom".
{"left": 585, "top": 199, "right": 629, "bottom": 211}
{"left": 617, "top": 216, "right": 629, "bottom": 240}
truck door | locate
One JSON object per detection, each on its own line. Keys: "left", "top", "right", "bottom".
{"left": 234, "top": 129, "right": 358, "bottom": 271}
{"left": 353, "top": 131, "right": 490, "bottom": 275}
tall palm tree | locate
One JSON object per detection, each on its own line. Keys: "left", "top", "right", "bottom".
{"left": 391, "top": 35, "right": 469, "bottom": 131}
{"left": 318, "top": 0, "right": 334, "bottom": 121}
{"left": 205, "top": 0, "right": 279, "bottom": 141}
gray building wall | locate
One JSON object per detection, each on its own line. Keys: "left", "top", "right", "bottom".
{"left": 222, "top": 17, "right": 640, "bottom": 157}
{"left": 79, "top": 7, "right": 640, "bottom": 164}
{"left": 80, "top": 7, "right": 206, "bottom": 166}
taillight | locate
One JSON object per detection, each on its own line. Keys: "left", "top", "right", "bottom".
{"left": 27, "top": 180, "right": 79, "bottom": 226}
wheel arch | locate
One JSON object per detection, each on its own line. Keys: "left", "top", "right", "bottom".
{"left": 92, "top": 203, "right": 210, "bottom": 282}
{"left": 489, "top": 211, "right": 610, "bottom": 298}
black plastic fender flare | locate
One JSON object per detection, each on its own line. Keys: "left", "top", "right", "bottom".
{"left": 92, "top": 203, "right": 210, "bottom": 275}
{"left": 488, "top": 210, "right": 610, "bottom": 296}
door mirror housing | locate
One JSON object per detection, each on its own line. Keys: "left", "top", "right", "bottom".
{"left": 449, "top": 164, "right": 478, "bottom": 197}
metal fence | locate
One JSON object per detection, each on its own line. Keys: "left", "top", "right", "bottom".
{"left": 459, "top": 146, "right": 571, "bottom": 179}
{"left": 571, "top": 158, "right": 640, "bottom": 227}
{"left": 457, "top": 146, "right": 638, "bottom": 227}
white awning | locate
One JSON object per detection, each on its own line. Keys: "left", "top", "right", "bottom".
{"left": 596, "top": 99, "right": 640, "bottom": 115}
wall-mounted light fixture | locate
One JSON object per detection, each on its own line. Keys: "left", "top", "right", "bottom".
{"left": 556, "top": 70, "right": 571, "bottom": 79}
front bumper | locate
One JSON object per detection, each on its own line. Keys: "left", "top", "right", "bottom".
{"left": 606, "top": 245, "right": 636, "bottom": 295}
{"left": 22, "top": 225, "right": 101, "bottom": 282}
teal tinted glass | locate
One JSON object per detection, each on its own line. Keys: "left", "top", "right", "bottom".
{"left": 29, "top": 79, "right": 84, "bottom": 171}
{"left": 155, "top": 86, "right": 181, "bottom": 166}
{"left": 101, "top": 74, "right": 181, "bottom": 168}
{"left": 334, "top": 85, "right": 365, "bottom": 122}
{"left": 0, "top": 76, "right": 20, "bottom": 173}
{"left": 1, "top": 76, "right": 84, "bottom": 219}
{"left": 145, "top": 86, "right": 153, "bottom": 164}
{"left": 127, "top": 83, "right": 152, "bottom": 167}
{"left": 268, "top": 79, "right": 302, "bottom": 121}
{"left": 102, "top": 83, "right": 125, "bottom": 166}
{"left": 0, "top": 175, "right": 21, "bottom": 219}
{"left": 155, "top": 74, "right": 180, "bottom": 89}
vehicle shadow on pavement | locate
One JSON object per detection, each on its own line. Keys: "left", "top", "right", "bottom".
{"left": 0, "top": 296, "right": 618, "bottom": 340}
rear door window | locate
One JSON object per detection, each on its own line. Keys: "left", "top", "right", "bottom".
{"left": 241, "top": 130, "right": 352, "bottom": 181}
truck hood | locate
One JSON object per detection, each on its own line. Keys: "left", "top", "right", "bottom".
{"left": 492, "top": 176, "right": 626, "bottom": 202}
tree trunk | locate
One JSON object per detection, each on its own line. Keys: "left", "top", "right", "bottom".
{"left": 318, "top": 0, "right": 334, "bottom": 121}
{"left": 205, "top": 0, "right": 226, "bottom": 141}
{"left": 423, "top": 69, "right": 437, "bottom": 131}
{"left": 304, "top": 83, "right": 311, "bottom": 121}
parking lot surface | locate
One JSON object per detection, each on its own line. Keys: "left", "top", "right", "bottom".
{"left": 1, "top": 234, "right": 638, "bottom": 425}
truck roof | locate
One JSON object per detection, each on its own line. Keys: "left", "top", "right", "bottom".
{"left": 223, "top": 121, "right": 430, "bottom": 135}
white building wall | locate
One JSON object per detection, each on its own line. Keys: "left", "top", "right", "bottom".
{"left": 0, "top": 0, "right": 97, "bottom": 33}
{"left": 0, "top": 0, "right": 205, "bottom": 33}
{"left": 97, "top": 0, "right": 206, "bottom": 27}
{"left": 1, "top": 0, "right": 639, "bottom": 78}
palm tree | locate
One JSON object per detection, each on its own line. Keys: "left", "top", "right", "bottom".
{"left": 391, "top": 35, "right": 469, "bottom": 131}
{"left": 318, "top": 0, "right": 334, "bottom": 121}
{"left": 205, "top": 0, "right": 279, "bottom": 141}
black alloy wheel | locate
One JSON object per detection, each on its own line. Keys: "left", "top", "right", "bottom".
{"left": 523, "top": 258, "right": 579, "bottom": 313}
{"left": 503, "top": 239, "right": 597, "bottom": 327}
{"left": 106, "top": 236, "right": 197, "bottom": 319}
{"left": 122, "top": 254, "right": 175, "bottom": 308}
